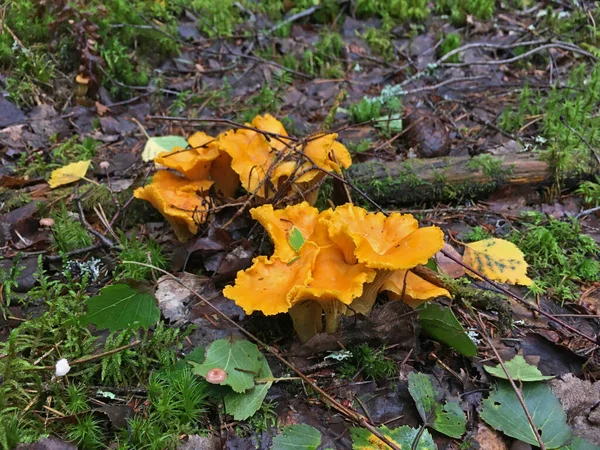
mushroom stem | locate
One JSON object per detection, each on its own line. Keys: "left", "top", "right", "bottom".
{"left": 323, "top": 300, "right": 347, "bottom": 334}
{"left": 348, "top": 269, "right": 394, "bottom": 316}
{"left": 289, "top": 301, "right": 323, "bottom": 344}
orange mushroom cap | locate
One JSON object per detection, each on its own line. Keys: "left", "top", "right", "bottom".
{"left": 250, "top": 202, "right": 320, "bottom": 262}
{"left": 222, "top": 242, "right": 319, "bottom": 316}
{"left": 216, "top": 115, "right": 292, "bottom": 197}
{"left": 381, "top": 269, "right": 451, "bottom": 308}
{"left": 270, "top": 133, "right": 352, "bottom": 205}
{"left": 154, "top": 132, "right": 220, "bottom": 181}
{"left": 327, "top": 204, "right": 444, "bottom": 270}
{"left": 133, "top": 170, "right": 213, "bottom": 241}
{"left": 186, "top": 131, "right": 240, "bottom": 197}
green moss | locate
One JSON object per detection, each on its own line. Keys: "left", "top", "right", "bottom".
{"left": 51, "top": 204, "right": 94, "bottom": 253}
{"left": 438, "top": 32, "right": 462, "bottom": 63}
{"left": 361, "top": 28, "right": 394, "bottom": 61}
{"left": 339, "top": 344, "right": 397, "bottom": 380}
{"left": 435, "top": 0, "right": 495, "bottom": 25}
{"left": 355, "top": 0, "right": 429, "bottom": 22}
{"left": 466, "top": 154, "right": 513, "bottom": 180}
{"left": 508, "top": 214, "right": 600, "bottom": 302}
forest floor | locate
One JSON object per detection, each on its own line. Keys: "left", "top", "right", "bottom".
{"left": 1, "top": 1, "right": 600, "bottom": 449}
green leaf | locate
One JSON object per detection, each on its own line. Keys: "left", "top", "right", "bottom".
{"left": 481, "top": 381, "right": 571, "bottom": 448}
{"left": 351, "top": 425, "right": 437, "bottom": 450}
{"left": 560, "top": 437, "right": 600, "bottom": 450}
{"left": 191, "top": 338, "right": 263, "bottom": 393}
{"left": 271, "top": 424, "right": 321, "bottom": 450}
{"left": 408, "top": 372, "right": 466, "bottom": 438}
{"left": 433, "top": 402, "right": 466, "bottom": 439}
{"left": 224, "top": 348, "right": 273, "bottom": 420}
{"left": 288, "top": 227, "right": 305, "bottom": 253}
{"left": 484, "top": 355, "right": 554, "bottom": 382}
{"left": 408, "top": 372, "right": 437, "bottom": 421}
{"left": 142, "top": 136, "right": 189, "bottom": 162}
{"left": 418, "top": 303, "right": 477, "bottom": 357}
{"left": 374, "top": 113, "right": 403, "bottom": 132}
{"left": 82, "top": 284, "right": 160, "bottom": 331}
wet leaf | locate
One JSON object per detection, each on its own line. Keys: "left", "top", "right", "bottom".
{"left": 418, "top": 303, "right": 477, "bottom": 357}
{"left": 408, "top": 372, "right": 466, "bottom": 438}
{"left": 224, "top": 346, "right": 272, "bottom": 420}
{"left": 82, "top": 284, "right": 160, "bottom": 331}
{"left": 481, "top": 381, "right": 571, "bottom": 448}
{"left": 484, "top": 355, "right": 554, "bottom": 382}
{"left": 271, "top": 424, "right": 321, "bottom": 450}
{"left": 351, "top": 424, "right": 437, "bottom": 449}
{"left": 48, "top": 160, "right": 91, "bottom": 188}
{"left": 142, "top": 136, "right": 189, "bottom": 162}
{"left": 463, "top": 238, "right": 532, "bottom": 286}
{"left": 190, "top": 338, "right": 263, "bottom": 393}
{"left": 288, "top": 226, "right": 305, "bottom": 253}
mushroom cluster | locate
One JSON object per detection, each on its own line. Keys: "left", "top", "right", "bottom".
{"left": 134, "top": 115, "right": 351, "bottom": 241}
{"left": 223, "top": 202, "right": 450, "bottom": 343}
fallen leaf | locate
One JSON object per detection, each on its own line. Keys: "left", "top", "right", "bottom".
{"left": 481, "top": 381, "right": 571, "bottom": 448}
{"left": 48, "top": 160, "right": 91, "bottom": 188}
{"left": 484, "top": 355, "right": 554, "bottom": 382}
{"left": 142, "top": 136, "right": 189, "bottom": 162}
{"left": 463, "top": 238, "right": 532, "bottom": 286}
{"left": 271, "top": 424, "right": 321, "bottom": 450}
{"left": 434, "top": 243, "right": 465, "bottom": 278}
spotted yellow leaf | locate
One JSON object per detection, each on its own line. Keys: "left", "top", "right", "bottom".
{"left": 463, "top": 238, "right": 532, "bottom": 286}
{"left": 48, "top": 160, "right": 91, "bottom": 188}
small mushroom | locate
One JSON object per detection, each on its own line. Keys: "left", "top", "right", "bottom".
{"left": 39, "top": 217, "right": 55, "bottom": 227}
{"left": 205, "top": 368, "right": 227, "bottom": 384}
{"left": 99, "top": 161, "right": 110, "bottom": 170}
{"left": 74, "top": 74, "right": 90, "bottom": 98}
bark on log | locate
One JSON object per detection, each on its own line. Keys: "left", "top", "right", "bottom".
{"left": 345, "top": 153, "right": 552, "bottom": 206}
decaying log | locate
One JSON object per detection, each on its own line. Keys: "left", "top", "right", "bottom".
{"left": 345, "top": 153, "right": 552, "bottom": 206}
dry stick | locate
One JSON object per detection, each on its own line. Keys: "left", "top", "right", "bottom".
{"left": 474, "top": 314, "right": 546, "bottom": 450}
{"left": 26, "top": 340, "right": 142, "bottom": 371}
{"left": 439, "top": 43, "right": 597, "bottom": 68}
{"left": 147, "top": 115, "right": 388, "bottom": 213}
{"left": 122, "top": 261, "right": 402, "bottom": 450}
{"left": 401, "top": 75, "right": 487, "bottom": 95}
{"left": 440, "top": 249, "right": 598, "bottom": 346}
{"left": 146, "top": 115, "right": 298, "bottom": 142}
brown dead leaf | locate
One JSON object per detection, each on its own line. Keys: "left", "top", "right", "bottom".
{"left": 95, "top": 102, "right": 110, "bottom": 116}
{"left": 434, "top": 243, "right": 465, "bottom": 278}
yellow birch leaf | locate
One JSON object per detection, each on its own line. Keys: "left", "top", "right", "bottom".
{"left": 463, "top": 238, "right": 532, "bottom": 286}
{"left": 48, "top": 160, "right": 91, "bottom": 188}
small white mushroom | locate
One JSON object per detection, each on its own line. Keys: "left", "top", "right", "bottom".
{"left": 39, "top": 218, "right": 55, "bottom": 227}
{"left": 55, "top": 359, "right": 71, "bottom": 377}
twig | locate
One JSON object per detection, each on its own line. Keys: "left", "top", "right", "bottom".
{"left": 474, "top": 314, "right": 546, "bottom": 450}
{"left": 401, "top": 75, "right": 487, "bottom": 95}
{"left": 440, "top": 249, "right": 598, "bottom": 346}
{"left": 576, "top": 205, "right": 600, "bottom": 219}
{"left": 440, "top": 43, "right": 597, "bottom": 67}
{"left": 74, "top": 186, "right": 118, "bottom": 249}
{"left": 27, "top": 340, "right": 142, "bottom": 371}
{"left": 266, "top": 5, "right": 320, "bottom": 35}
{"left": 146, "top": 115, "right": 298, "bottom": 142}
{"left": 122, "top": 261, "right": 402, "bottom": 450}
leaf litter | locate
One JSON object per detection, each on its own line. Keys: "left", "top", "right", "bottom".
{"left": 2, "top": 1, "right": 600, "bottom": 449}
